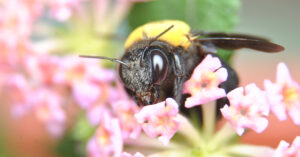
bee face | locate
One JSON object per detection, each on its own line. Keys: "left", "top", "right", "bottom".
{"left": 119, "top": 40, "right": 173, "bottom": 105}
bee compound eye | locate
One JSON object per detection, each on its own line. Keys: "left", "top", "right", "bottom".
{"left": 150, "top": 49, "right": 168, "bottom": 84}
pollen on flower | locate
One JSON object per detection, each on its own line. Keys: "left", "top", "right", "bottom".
{"left": 134, "top": 98, "right": 180, "bottom": 145}
{"left": 96, "top": 127, "right": 110, "bottom": 146}
{"left": 221, "top": 83, "right": 270, "bottom": 136}
{"left": 282, "top": 86, "right": 300, "bottom": 108}
{"left": 184, "top": 54, "right": 228, "bottom": 108}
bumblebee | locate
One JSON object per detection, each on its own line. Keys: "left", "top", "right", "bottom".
{"left": 81, "top": 20, "right": 284, "bottom": 109}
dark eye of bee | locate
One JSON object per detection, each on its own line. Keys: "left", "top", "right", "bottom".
{"left": 150, "top": 49, "right": 168, "bottom": 84}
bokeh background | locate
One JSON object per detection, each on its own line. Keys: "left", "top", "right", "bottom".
{"left": 0, "top": 0, "right": 299, "bottom": 157}
{"left": 234, "top": 0, "right": 300, "bottom": 148}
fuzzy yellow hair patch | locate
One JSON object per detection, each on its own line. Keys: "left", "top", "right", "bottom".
{"left": 125, "top": 20, "right": 191, "bottom": 50}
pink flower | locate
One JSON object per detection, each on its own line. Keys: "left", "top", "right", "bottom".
{"left": 24, "top": 55, "right": 62, "bottom": 85}
{"left": 111, "top": 83, "right": 141, "bottom": 139}
{"left": 121, "top": 152, "right": 145, "bottom": 157}
{"left": 46, "top": 0, "right": 81, "bottom": 21}
{"left": 56, "top": 56, "right": 115, "bottom": 88}
{"left": 0, "top": 0, "right": 41, "bottom": 66}
{"left": 135, "top": 98, "right": 180, "bottom": 145}
{"left": 86, "top": 105, "right": 109, "bottom": 126}
{"left": 72, "top": 81, "right": 102, "bottom": 109}
{"left": 113, "top": 99, "right": 141, "bottom": 139}
{"left": 9, "top": 74, "right": 32, "bottom": 117}
{"left": 81, "top": 85, "right": 118, "bottom": 126}
{"left": 87, "top": 112, "right": 123, "bottom": 157}
{"left": 274, "top": 136, "right": 300, "bottom": 157}
{"left": 54, "top": 57, "right": 117, "bottom": 126}
{"left": 221, "top": 83, "right": 270, "bottom": 136}
{"left": 264, "top": 63, "right": 300, "bottom": 125}
{"left": 32, "top": 88, "right": 66, "bottom": 137}
{"left": 0, "top": 0, "right": 35, "bottom": 40}
{"left": 184, "top": 54, "right": 228, "bottom": 108}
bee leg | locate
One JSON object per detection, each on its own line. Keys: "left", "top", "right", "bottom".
{"left": 173, "top": 76, "right": 186, "bottom": 104}
{"left": 172, "top": 53, "right": 187, "bottom": 104}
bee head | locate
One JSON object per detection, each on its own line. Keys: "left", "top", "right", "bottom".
{"left": 119, "top": 40, "right": 172, "bottom": 105}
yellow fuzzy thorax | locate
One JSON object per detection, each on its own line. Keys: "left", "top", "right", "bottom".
{"left": 124, "top": 20, "right": 192, "bottom": 50}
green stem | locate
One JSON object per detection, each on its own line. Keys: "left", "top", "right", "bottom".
{"left": 202, "top": 101, "right": 216, "bottom": 140}
{"left": 223, "top": 144, "right": 275, "bottom": 157}
{"left": 209, "top": 122, "right": 237, "bottom": 150}
{"left": 148, "top": 149, "right": 192, "bottom": 157}
{"left": 125, "top": 134, "right": 183, "bottom": 149}
{"left": 177, "top": 115, "right": 204, "bottom": 147}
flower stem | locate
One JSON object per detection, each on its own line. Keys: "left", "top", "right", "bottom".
{"left": 202, "top": 101, "right": 216, "bottom": 140}
{"left": 125, "top": 134, "right": 183, "bottom": 150}
{"left": 209, "top": 122, "right": 237, "bottom": 150}
{"left": 177, "top": 115, "right": 204, "bottom": 147}
{"left": 148, "top": 149, "right": 192, "bottom": 157}
{"left": 223, "top": 144, "right": 275, "bottom": 156}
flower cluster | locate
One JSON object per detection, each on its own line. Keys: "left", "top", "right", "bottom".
{"left": 220, "top": 62, "right": 300, "bottom": 137}
{"left": 0, "top": 0, "right": 151, "bottom": 141}
{"left": 220, "top": 83, "right": 270, "bottom": 136}
{"left": 7, "top": 54, "right": 117, "bottom": 137}
{"left": 135, "top": 98, "right": 180, "bottom": 146}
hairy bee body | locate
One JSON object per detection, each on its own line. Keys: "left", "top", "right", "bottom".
{"left": 119, "top": 20, "right": 241, "bottom": 107}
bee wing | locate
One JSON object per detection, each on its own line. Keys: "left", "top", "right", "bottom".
{"left": 194, "top": 32, "right": 284, "bottom": 53}
{"left": 195, "top": 32, "right": 271, "bottom": 41}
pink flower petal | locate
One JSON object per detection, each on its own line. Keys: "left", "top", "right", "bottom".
{"left": 264, "top": 80, "right": 287, "bottom": 121}
{"left": 87, "top": 113, "right": 123, "bottom": 157}
{"left": 121, "top": 152, "right": 145, "bottom": 157}
{"left": 221, "top": 83, "right": 269, "bottom": 136}
{"left": 113, "top": 99, "right": 141, "bottom": 139}
{"left": 184, "top": 55, "right": 228, "bottom": 108}
{"left": 276, "top": 63, "right": 292, "bottom": 84}
{"left": 87, "top": 105, "right": 107, "bottom": 126}
{"left": 72, "top": 81, "right": 101, "bottom": 109}
{"left": 185, "top": 88, "right": 226, "bottom": 108}
{"left": 135, "top": 98, "right": 180, "bottom": 145}
{"left": 274, "top": 136, "right": 300, "bottom": 157}
{"left": 288, "top": 104, "right": 300, "bottom": 125}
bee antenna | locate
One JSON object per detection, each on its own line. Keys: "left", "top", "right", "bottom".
{"left": 79, "top": 55, "right": 130, "bottom": 67}
{"left": 149, "top": 24, "right": 174, "bottom": 45}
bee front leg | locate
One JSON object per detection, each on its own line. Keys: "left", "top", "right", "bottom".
{"left": 172, "top": 53, "right": 187, "bottom": 105}
{"left": 173, "top": 76, "right": 186, "bottom": 105}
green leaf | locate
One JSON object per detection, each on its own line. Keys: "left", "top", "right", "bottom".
{"left": 71, "top": 113, "right": 96, "bottom": 142}
{"left": 128, "top": 0, "right": 240, "bottom": 31}
{"left": 128, "top": 0, "right": 241, "bottom": 62}
{"left": 54, "top": 114, "right": 95, "bottom": 157}
{"left": 54, "top": 133, "right": 85, "bottom": 157}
